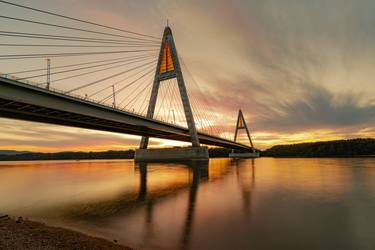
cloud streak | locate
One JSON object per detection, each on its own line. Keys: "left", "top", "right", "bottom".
{"left": 0, "top": 0, "right": 374, "bottom": 150}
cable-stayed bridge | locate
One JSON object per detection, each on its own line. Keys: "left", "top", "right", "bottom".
{"left": 0, "top": 1, "right": 257, "bottom": 160}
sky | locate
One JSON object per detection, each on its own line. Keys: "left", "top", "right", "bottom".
{"left": 0, "top": 0, "right": 375, "bottom": 152}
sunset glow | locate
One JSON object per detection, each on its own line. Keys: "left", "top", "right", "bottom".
{"left": 1, "top": 0, "right": 374, "bottom": 152}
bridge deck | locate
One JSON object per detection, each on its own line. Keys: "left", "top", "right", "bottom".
{"left": 0, "top": 77, "right": 252, "bottom": 151}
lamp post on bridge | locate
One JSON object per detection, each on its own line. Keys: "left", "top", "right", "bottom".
{"left": 171, "top": 109, "right": 176, "bottom": 124}
{"left": 112, "top": 85, "right": 116, "bottom": 109}
{"left": 46, "top": 58, "right": 50, "bottom": 90}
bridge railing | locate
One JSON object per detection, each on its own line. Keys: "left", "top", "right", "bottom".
{"left": 0, "top": 73, "right": 231, "bottom": 140}
{"left": 0, "top": 72, "right": 151, "bottom": 116}
{"left": 0, "top": 72, "right": 187, "bottom": 125}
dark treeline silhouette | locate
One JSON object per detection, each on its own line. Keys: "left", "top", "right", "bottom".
{"left": 208, "top": 147, "right": 232, "bottom": 157}
{"left": 262, "top": 138, "right": 375, "bottom": 157}
{"left": 2, "top": 139, "right": 372, "bottom": 161}
{"left": 0, "top": 150, "right": 135, "bottom": 161}
{"left": 0, "top": 148, "right": 233, "bottom": 161}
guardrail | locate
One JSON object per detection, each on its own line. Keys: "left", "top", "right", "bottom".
{"left": 0, "top": 72, "right": 150, "bottom": 116}
{"left": 0, "top": 72, "right": 228, "bottom": 140}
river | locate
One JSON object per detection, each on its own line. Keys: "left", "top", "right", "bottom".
{"left": 0, "top": 158, "right": 374, "bottom": 249}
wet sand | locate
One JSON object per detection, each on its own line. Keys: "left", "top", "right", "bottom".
{"left": 0, "top": 215, "right": 132, "bottom": 250}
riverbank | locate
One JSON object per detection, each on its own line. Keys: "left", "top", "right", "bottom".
{"left": 0, "top": 215, "right": 132, "bottom": 250}
{"left": 0, "top": 150, "right": 135, "bottom": 161}
{"left": 0, "top": 148, "right": 233, "bottom": 161}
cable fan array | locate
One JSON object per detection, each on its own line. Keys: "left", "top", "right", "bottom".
{"left": 0, "top": 1, "right": 231, "bottom": 140}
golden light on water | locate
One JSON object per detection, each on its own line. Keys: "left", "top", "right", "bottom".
{"left": 1, "top": 158, "right": 375, "bottom": 249}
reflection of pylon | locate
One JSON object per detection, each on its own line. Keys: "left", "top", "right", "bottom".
{"left": 233, "top": 109, "right": 254, "bottom": 151}
{"left": 46, "top": 58, "right": 51, "bottom": 90}
{"left": 139, "top": 26, "right": 199, "bottom": 149}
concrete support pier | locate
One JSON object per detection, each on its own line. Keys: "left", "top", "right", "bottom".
{"left": 229, "top": 151, "right": 259, "bottom": 158}
{"left": 135, "top": 146, "right": 209, "bottom": 162}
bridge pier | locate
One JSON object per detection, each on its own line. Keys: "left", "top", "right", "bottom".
{"left": 135, "top": 147, "right": 209, "bottom": 162}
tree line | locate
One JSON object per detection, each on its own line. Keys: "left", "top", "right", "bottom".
{"left": 0, "top": 148, "right": 233, "bottom": 161}
{"left": 1, "top": 138, "right": 373, "bottom": 161}
{"left": 262, "top": 138, "right": 375, "bottom": 157}
{"left": 0, "top": 150, "right": 135, "bottom": 161}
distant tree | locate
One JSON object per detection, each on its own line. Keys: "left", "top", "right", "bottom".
{"left": 208, "top": 147, "right": 232, "bottom": 158}
{"left": 262, "top": 138, "right": 375, "bottom": 157}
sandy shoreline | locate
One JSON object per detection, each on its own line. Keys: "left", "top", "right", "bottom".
{"left": 0, "top": 215, "right": 132, "bottom": 250}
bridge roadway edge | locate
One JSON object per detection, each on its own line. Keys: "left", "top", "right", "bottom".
{"left": 0, "top": 77, "right": 252, "bottom": 151}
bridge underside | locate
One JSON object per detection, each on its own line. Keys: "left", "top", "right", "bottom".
{"left": 0, "top": 77, "right": 252, "bottom": 151}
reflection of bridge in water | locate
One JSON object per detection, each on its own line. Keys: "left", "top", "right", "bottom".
{"left": 55, "top": 159, "right": 255, "bottom": 249}
{"left": 59, "top": 161, "right": 211, "bottom": 248}
{"left": 235, "top": 159, "right": 256, "bottom": 218}
{"left": 137, "top": 161, "right": 209, "bottom": 249}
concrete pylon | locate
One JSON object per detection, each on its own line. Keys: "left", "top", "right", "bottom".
{"left": 139, "top": 26, "right": 200, "bottom": 149}
{"left": 233, "top": 109, "right": 254, "bottom": 149}
{"left": 229, "top": 109, "right": 259, "bottom": 158}
{"left": 135, "top": 26, "right": 207, "bottom": 162}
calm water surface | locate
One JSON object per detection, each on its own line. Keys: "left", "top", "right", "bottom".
{"left": 1, "top": 158, "right": 375, "bottom": 249}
